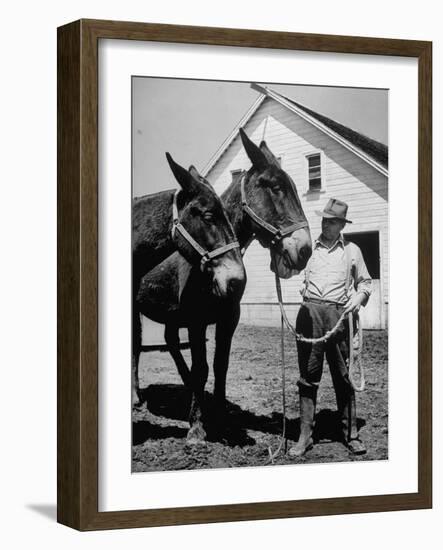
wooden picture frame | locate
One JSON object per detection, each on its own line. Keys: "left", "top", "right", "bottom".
{"left": 57, "top": 19, "right": 432, "bottom": 530}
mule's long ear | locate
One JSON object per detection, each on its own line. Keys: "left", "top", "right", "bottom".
{"left": 239, "top": 127, "right": 268, "bottom": 171}
{"left": 259, "top": 141, "right": 280, "bottom": 167}
{"left": 188, "top": 165, "right": 213, "bottom": 188}
{"left": 166, "top": 153, "right": 199, "bottom": 195}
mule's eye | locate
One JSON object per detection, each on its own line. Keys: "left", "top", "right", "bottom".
{"left": 203, "top": 211, "right": 214, "bottom": 223}
{"left": 270, "top": 184, "right": 281, "bottom": 194}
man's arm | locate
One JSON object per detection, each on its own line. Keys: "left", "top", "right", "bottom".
{"left": 344, "top": 244, "right": 372, "bottom": 314}
{"left": 354, "top": 245, "right": 372, "bottom": 306}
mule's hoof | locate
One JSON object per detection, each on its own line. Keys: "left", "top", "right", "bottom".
{"left": 186, "top": 423, "right": 207, "bottom": 446}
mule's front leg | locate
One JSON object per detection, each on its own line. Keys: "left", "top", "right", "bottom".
{"left": 186, "top": 324, "right": 209, "bottom": 445}
{"left": 164, "top": 323, "right": 191, "bottom": 388}
{"left": 213, "top": 304, "right": 241, "bottom": 418}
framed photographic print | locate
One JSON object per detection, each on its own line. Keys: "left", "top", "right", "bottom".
{"left": 57, "top": 19, "right": 432, "bottom": 530}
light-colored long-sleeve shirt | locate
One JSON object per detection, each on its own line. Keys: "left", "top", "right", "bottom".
{"left": 302, "top": 234, "right": 372, "bottom": 305}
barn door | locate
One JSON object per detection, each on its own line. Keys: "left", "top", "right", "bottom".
{"left": 344, "top": 231, "right": 382, "bottom": 330}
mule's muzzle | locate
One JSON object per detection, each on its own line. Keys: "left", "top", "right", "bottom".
{"left": 271, "top": 228, "right": 312, "bottom": 278}
{"left": 211, "top": 257, "right": 246, "bottom": 300}
{"left": 298, "top": 244, "right": 312, "bottom": 266}
{"left": 285, "top": 227, "right": 312, "bottom": 270}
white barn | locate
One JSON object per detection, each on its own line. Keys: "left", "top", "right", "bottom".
{"left": 203, "top": 84, "right": 389, "bottom": 330}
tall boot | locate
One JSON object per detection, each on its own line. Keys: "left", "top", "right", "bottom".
{"left": 340, "top": 390, "right": 366, "bottom": 455}
{"left": 289, "top": 385, "right": 317, "bottom": 457}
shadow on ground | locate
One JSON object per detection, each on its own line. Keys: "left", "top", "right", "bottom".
{"left": 134, "top": 383, "right": 365, "bottom": 448}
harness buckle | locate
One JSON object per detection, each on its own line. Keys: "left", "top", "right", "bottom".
{"left": 271, "top": 230, "right": 282, "bottom": 247}
{"left": 200, "top": 253, "right": 210, "bottom": 271}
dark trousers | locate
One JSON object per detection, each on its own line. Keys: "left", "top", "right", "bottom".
{"left": 296, "top": 300, "right": 360, "bottom": 443}
{"left": 297, "top": 300, "right": 357, "bottom": 409}
{"left": 296, "top": 301, "right": 354, "bottom": 388}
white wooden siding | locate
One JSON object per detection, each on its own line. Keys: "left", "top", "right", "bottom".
{"left": 206, "top": 97, "right": 388, "bottom": 328}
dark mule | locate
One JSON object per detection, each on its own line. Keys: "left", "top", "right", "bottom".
{"left": 137, "top": 129, "right": 312, "bottom": 443}
{"left": 133, "top": 152, "right": 239, "bottom": 282}
{"left": 133, "top": 153, "right": 246, "bottom": 405}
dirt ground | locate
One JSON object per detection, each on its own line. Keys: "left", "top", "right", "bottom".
{"left": 132, "top": 324, "right": 388, "bottom": 472}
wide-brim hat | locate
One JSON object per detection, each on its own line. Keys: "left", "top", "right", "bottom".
{"left": 315, "top": 198, "right": 352, "bottom": 223}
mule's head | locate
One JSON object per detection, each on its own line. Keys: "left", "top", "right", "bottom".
{"left": 239, "top": 128, "right": 312, "bottom": 277}
{"left": 166, "top": 153, "right": 246, "bottom": 299}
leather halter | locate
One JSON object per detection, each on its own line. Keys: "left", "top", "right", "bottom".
{"left": 240, "top": 171, "right": 309, "bottom": 246}
{"left": 171, "top": 190, "right": 240, "bottom": 271}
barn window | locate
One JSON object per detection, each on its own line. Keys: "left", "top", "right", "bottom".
{"left": 306, "top": 153, "right": 322, "bottom": 191}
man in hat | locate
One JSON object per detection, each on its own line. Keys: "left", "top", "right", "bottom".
{"left": 289, "top": 198, "right": 372, "bottom": 457}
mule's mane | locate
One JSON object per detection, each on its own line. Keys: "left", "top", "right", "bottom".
{"left": 220, "top": 171, "right": 249, "bottom": 247}
{"left": 220, "top": 171, "right": 244, "bottom": 203}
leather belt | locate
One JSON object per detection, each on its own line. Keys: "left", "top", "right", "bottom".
{"left": 303, "top": 296, "right": 345, "bottom": 306}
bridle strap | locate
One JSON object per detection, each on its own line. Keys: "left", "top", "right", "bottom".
{"left": 240, "top": 171, "right": 309, "bottom": 246}
{"left": 172, "top": 190, "right": 240, "bottom": 270}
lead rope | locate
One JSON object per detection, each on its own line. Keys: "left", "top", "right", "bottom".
{"left": 275, "top": 275, "right": 365, "bottom": 391}
{"left": 348, "top": 313, "right": 365, "bottom": 392}
{"left": 267, "top": 266, "right": 366, "bottom": 464}
{"left": 266, "top": 252, "right": 288, "bottom": 464}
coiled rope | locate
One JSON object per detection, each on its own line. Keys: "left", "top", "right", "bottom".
{"left": 266, "top": 257, "right": 365, "bottom": 463}
{"left": 347, "top": 313, "right": 365, "bottom": 392}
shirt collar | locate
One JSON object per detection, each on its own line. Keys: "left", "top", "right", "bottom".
{"left": 315, "top": 233, "right": 345, "bottom": 250}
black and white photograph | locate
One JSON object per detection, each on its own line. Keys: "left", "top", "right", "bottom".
{"left": 131, "top": 77, "right": 389, "bottom": 472}
{"left": 1, "top": 0, "right": 438, "bottom": 541}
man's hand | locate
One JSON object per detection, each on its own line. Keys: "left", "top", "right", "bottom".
{"left": 343, "top": 293, "right": 366, "bottom": 315}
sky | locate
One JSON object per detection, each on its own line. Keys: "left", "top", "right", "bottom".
{"left": 132, "top": 78, "right": 388, "bottom": 197}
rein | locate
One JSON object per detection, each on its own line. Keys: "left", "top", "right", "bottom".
{"left": 348, "top": 314, "right": 365, "bottom": 392}
{"left": 240, "top": 172, "right": 308, "bottom": 247}
{"left": 171, "top": 190, "right": 240, "bottom": 271}
{"left": 266, "top": 267, "right": 288, "bottom": 464}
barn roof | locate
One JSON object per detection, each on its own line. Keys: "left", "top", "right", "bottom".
{"left": 203, "top": 83, "right": 388, "bottom": 177}
{"left": 281, "top": 95, "right": 388, "bottom": 168}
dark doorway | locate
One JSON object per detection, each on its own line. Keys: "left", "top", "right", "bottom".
{"left": 344, "top": 231, "right": 380, "bottom": 279}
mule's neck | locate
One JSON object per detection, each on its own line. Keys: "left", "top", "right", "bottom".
{"left": 221, "top": 173, "right": 254, "bottom": 251}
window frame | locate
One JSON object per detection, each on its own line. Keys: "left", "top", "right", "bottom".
{"left": 305, "top": 151, "right": 324, "bottom": 193}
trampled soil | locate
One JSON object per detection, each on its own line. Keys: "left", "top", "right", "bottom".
{"left": 132, "top": 324, "right": 388, "bottom": 472}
